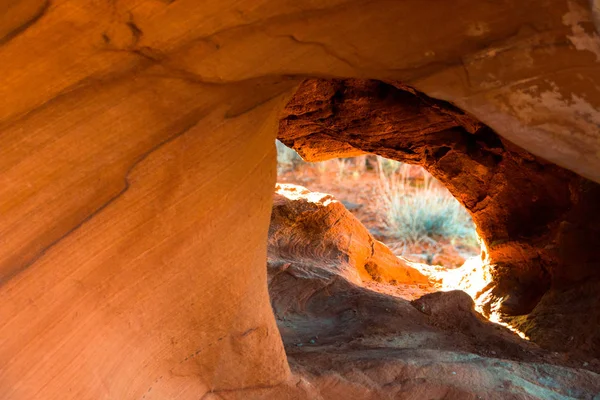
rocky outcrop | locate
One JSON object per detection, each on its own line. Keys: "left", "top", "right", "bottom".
{"left": 269, "top": 183, "right": 429, "bottom": 286}
{"left": 2, "top": 0, "right": 600, "bottom": 398}
{"left": 267, "top": 184, "right": 600, "bottom": 399}
{"left": 264, "top": 193, "right": 600, "bottom": 398}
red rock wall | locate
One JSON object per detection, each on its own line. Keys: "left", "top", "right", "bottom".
{"left": 0, "top": 74, "right": 295, "bottom": 399}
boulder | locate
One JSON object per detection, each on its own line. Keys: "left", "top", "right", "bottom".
{"left": 269, "top": 183, "right": 429, "bottom": 286}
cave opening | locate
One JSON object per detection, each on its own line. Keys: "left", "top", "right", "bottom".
{"left": 276, "top": 143, "right": 481, "bottom": 269}
{"left": 270, "top": 78, "right": 600, "bottom": 368}
{"left": 271, "top": 139, "right": 508, "bottom": 333}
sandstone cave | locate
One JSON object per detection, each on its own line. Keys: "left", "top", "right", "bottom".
{"left": 1, "top": 1, "right": 600, "bottom": 399}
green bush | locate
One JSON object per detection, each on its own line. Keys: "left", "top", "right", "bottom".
{"left": 376, "top": 157, "right": 479, "bottom": 248}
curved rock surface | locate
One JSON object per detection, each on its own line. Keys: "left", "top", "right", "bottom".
{"left": 2, "top": 0, "right": 600, "bottom": 398}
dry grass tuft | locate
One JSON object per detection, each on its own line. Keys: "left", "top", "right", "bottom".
{"left": 375, "top": 157, "right": 479, "bottom": 252}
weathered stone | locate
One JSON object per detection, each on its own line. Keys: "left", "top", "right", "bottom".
{"left": 269, "top": 183, "right": 428, "bottom": 286}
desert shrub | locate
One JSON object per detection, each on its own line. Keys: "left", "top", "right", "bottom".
{"left": 276, "top": 140, "right": 302, "bottom": 173}
{"left": 376, "top": 157, "right": 478, "bottom": 248}
{"left": 333, "top": 158, "right": 350, "bottom": 182}
{"left": 377, "top": 156, "right": 402, "bottom": 175}
{"left": 314, "top": 157, "right": 366, "bottom": 182}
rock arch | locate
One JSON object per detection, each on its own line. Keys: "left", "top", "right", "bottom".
{"left": 278, "top": 78, "right": 600, "bottom": 347}
{"left": 1, "top": 0, "right": 600, "bottom": 398}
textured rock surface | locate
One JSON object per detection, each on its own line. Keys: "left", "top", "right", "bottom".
{"left": 269, "top": 183, "right": 428, "bottom": 286}
{"left": 279, "top": 78, "right": 600, "bottom": 354}
{"left": 2, "top": 0, "right": 600, "bottom": 398}
{"left": 265, "top": 247, "right": 600, "bottom": 399}
{"left": 0, "top": 78, "right": 296, "bottom": 399}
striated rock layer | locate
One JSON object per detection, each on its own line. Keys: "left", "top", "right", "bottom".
{"left": 2, "top": 0, "right": 600, "bottom": 398}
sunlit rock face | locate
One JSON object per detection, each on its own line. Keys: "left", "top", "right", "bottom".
{"left": 2, "top": 0, "right": 600, "bottom": 398}
{"left": 0, "top": 77, "right": 296, "bottom": 399}
{"left": 278, "top": 78, "right": 600, "bottom": 355}
{"left": 268, "top": 183, "right": 429, "bottom": 286}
